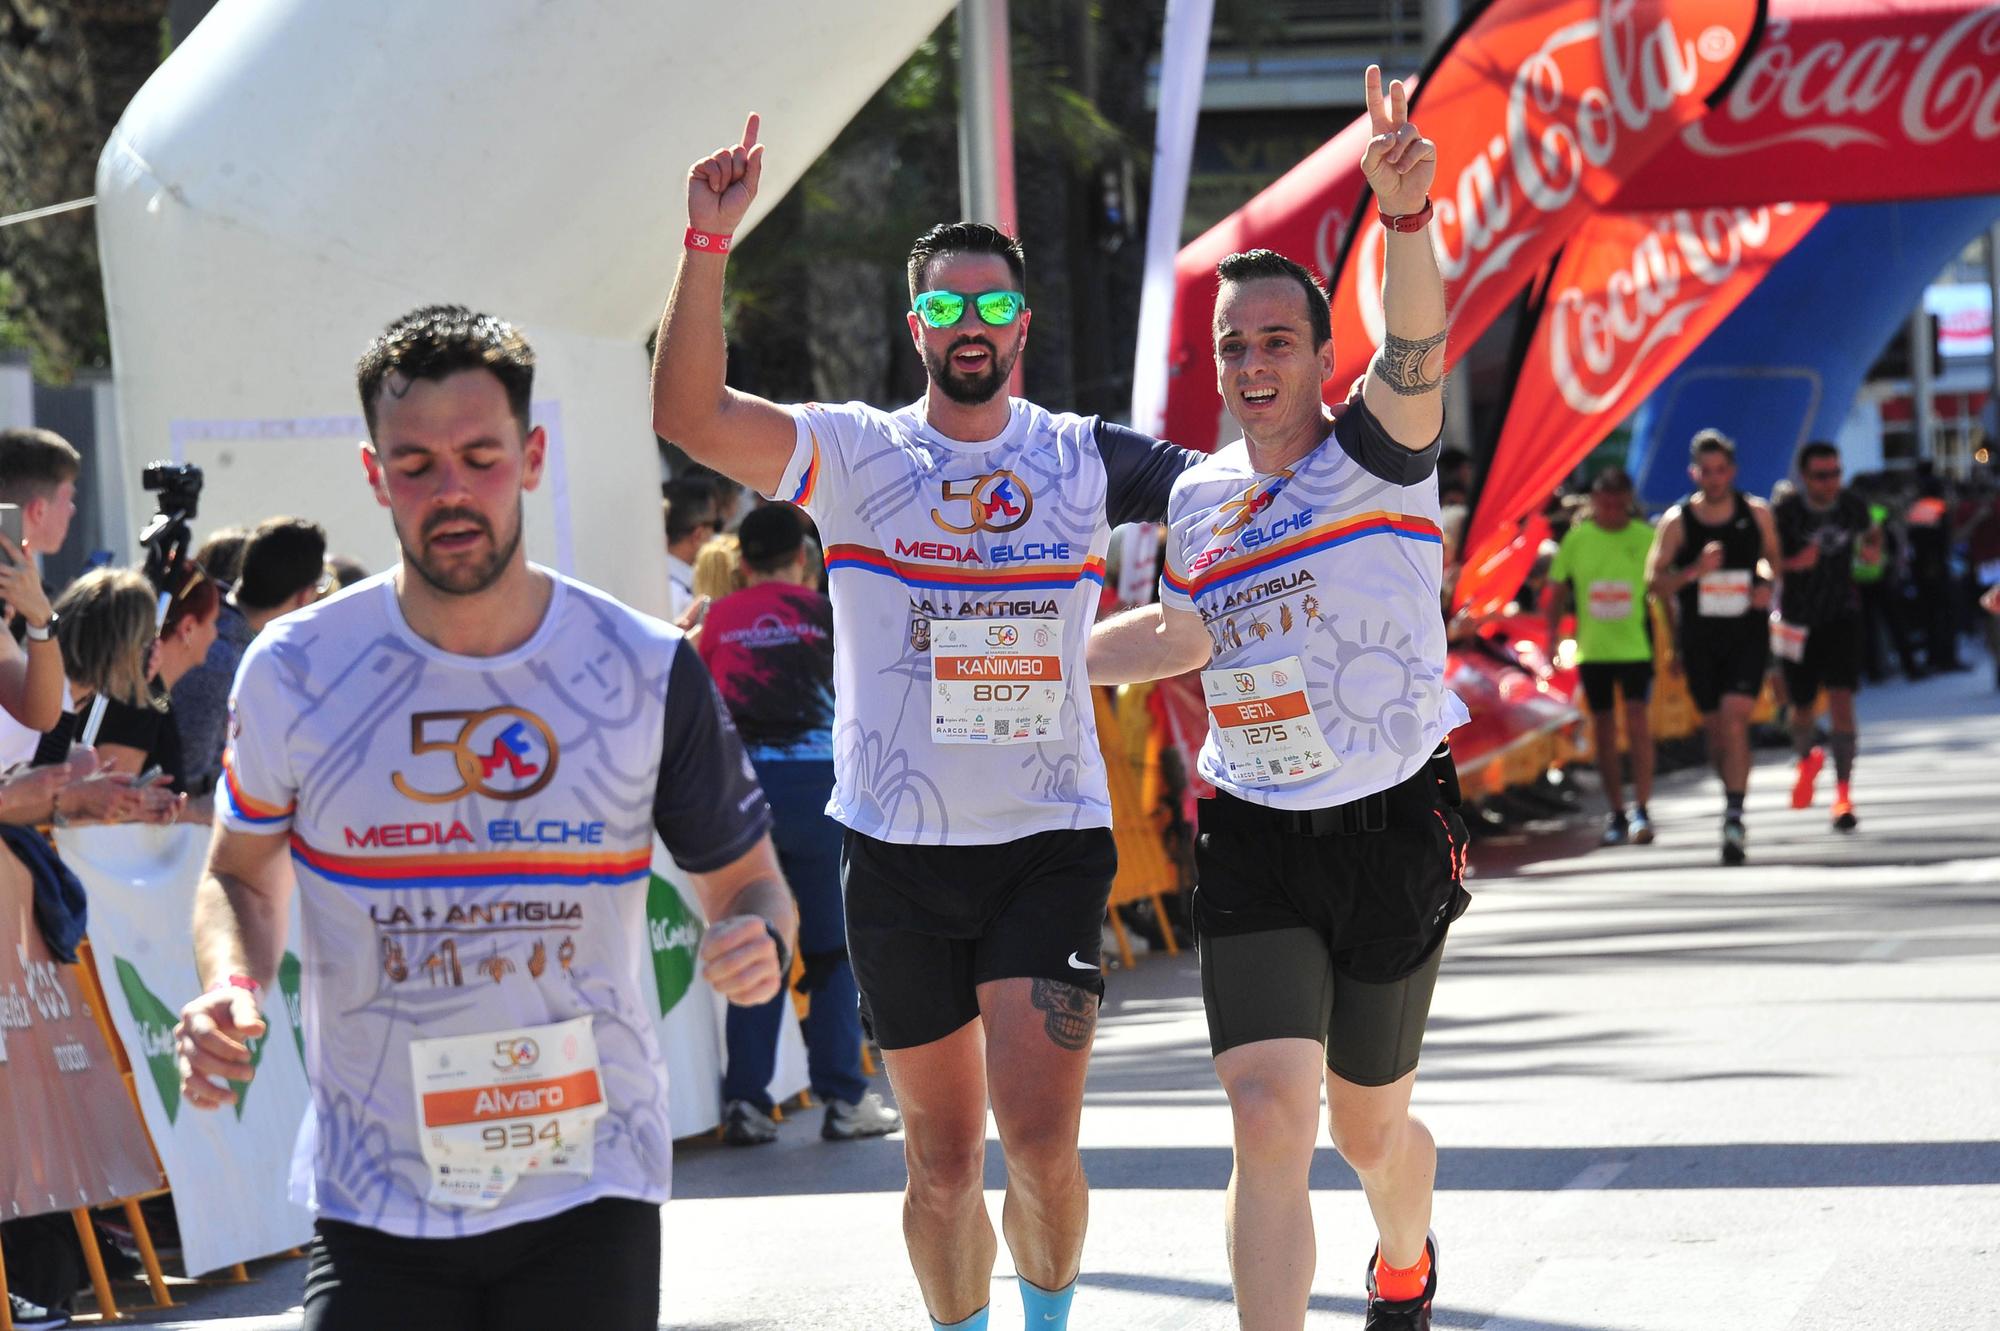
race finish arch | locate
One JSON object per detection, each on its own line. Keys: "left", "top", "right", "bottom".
{"left": 96, "top": 0, "right": 954, "bottom": 616}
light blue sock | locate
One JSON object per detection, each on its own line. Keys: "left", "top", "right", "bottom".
{"left": 931, "top": 1305, "right": 989, "bottom": 1331}
{"left": 1019, "top": 1275, "right": 1077, "bottom": 1329}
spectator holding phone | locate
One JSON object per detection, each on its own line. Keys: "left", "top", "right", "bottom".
{"left": 0, "top": 428, "right": 82, "bottom": 768}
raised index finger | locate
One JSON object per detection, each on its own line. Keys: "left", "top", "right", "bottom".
{"left": 1364, "top": 64, "right": 1388, "bottom": 131}
{"left": 741, "top": 112, "right": 760, "bottom": 153}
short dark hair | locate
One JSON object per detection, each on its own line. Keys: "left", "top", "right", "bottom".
{"left": 907, "top": 222, "right": 1027, "bottom": 302}
{"left": 1691, "top": 429, "right": 1737, "bottom": 464}
{"left": 662, "top": 476, "right": 717, "bottom": 546}
{"left": 1214, "top": 250, "right": 1333, "bottom": 348}
{"left": 236, "top": 516, "right": 329, "bottom": 610}
{"left": 194, "top": 527, "right": 250, "bottom": 587}
{"left": 1796, "top": 440, "right": 1840, "bottom": 472}
{"left": 738, "top": 504, "right": 805, "bottom": 574}
{"left": 1591, "top": 466, "right": 1634, "bottom": 495}
{"left": 356, "top": 305, "right": 535, "bottom": 437}
{"left": 0, "top": 427, "right": 82, "bottom": 504}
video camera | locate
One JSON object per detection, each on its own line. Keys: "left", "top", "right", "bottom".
{"left": 137, "top": 460, "right": 203, "bottom": 595}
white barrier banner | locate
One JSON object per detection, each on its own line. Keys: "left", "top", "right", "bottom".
{"left": 59, "top": 823, "right": 314, "bottom": 1276}
{"left": 641, "top": 837, "right": 807, "bottom": 1139}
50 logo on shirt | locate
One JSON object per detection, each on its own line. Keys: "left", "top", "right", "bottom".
{"left": 933, "top": 470, "right": 1034, "bottom": 535}
{"left": 393, "top": 707, "right": 560, "bottom": 804}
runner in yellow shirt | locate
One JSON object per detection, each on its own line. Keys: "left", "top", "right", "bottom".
{"left": 1548, "top": 468, "right": 1658, "bottom": 845}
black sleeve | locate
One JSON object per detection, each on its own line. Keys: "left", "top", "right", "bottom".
{"left": 652, "top": 642, "right": 774, "bottom": 873}
{"left": 1092, "top": 419, "right": 1201, "bottom": 527}
{"left": 95, "top": 698, "right": 166, "bottom": 757}
{"left": 1332, "top": 397, "right": 1442, "bottom": 486}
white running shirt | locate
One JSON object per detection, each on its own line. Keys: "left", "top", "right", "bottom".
{"left": 1160, "top": 394, "right": 1469, "bottom": 811}
{"left": 219, "top": 570, "right": 770, "bottom": 1238}
{"left": 768, "top": 398, "right": 1190, "bottom": 845}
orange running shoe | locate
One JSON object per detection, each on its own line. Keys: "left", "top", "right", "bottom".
{"left": 1790, "top": 746, "right": 1824, "bottom": 809}
{"left": 1832, "top": 798, "right": 1858, "bottom": 832}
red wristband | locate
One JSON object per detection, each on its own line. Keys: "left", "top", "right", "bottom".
{"left": 209, "top": 974, "right": 262, "bottom": 998}
{"left": 1378, "top": 197, "right": 1434, "bottom": 233}
{"left": 684, "top": 227, "right": 732, "bottom": 255}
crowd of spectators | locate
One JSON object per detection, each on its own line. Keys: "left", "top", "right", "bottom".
{"left": 0, "top": 425, "right": 347, "bottom": 1330}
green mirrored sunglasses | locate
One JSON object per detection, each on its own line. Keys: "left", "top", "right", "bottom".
{"left": 911, "top": 289, "right": 1027, "bottom": 329}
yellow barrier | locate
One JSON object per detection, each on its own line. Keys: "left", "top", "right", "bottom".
{"left": 1094, "top": 689, "right": 1180, "bottom": 969}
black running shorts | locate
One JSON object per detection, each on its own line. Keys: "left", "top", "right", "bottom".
{"left": 1778, "top": 615, "right": 1862, "bottom": 707}
{"left": 841, "top": 826, "right": 1116, "bottom": 1050}
{"left": 301, "top": 1197, "right": 660, "bottom": 1331}
{"left": 1578, "top": 660, "right": 1655, "bottom": 713}
{"left": 1678, "top": 620, "right": 1769, "bottom": 713}
{"left": 1193, "top": 756, "right": 1470, "bottom": 1086}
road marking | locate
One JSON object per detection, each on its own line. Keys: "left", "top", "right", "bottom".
{"left": 1559, "top": 1160, "right": 1630, "bottom": 1190}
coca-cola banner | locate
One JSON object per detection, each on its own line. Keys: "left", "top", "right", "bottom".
{"left": 1455, "top": 202, "right": 1825, "bottom": 615}
{"left": 1616, "top": 0, "right": 2000, "bottom": 208}
{"left": 1325, "top": 0, "right": 1762, "bottom": 404}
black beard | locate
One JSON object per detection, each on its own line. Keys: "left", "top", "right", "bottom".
{"left": 923, "top": 336, "right": 1019, "bottom": 406}
{"left": 400, "top": 503, "right": 522, "bottom": 596}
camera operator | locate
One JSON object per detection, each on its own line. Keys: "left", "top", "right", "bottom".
{"left": 172, "top": 516, "right": 328, "bottom": 795}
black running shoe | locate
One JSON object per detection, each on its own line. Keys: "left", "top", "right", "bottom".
{"left": 1364, "top": 1233, "right": 1437, "bottom": 1330}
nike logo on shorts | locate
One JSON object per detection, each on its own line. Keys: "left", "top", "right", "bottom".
{"left": 1066, "top": 951, "right": 1098, "bottom": 971}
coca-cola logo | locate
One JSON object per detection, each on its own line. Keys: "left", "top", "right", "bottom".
{"left": 1352, "top": 0, "right": 1722, "bottom": 345}
{"left": 1685, "top": 3, "right": 2000, "bottom": 157}
{"left": 1545, "top": 205, "right": 1800, "bottom": 414}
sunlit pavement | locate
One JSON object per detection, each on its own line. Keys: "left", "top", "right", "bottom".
{"left": 144, "top": 667, "right": 2000, "bottom": 1329}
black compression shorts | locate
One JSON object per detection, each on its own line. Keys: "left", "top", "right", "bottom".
{"left": 1678, "top": 620, "right": 1769, "bottom": 713}
{"left": 1578, "top": 660, "right": 1655, "bottom": 713}
{"left": 301, "top": 1197, "right": 660, "bottom": 1331}
{"left": 841, "top": 826, "right": 1116, "bottom": 1050}
{"left": 1779, "top": 615, "right": 1862, "bottom": 706}
{"left": 1192, "top": 754, "right": 1470, "bottom": 1085}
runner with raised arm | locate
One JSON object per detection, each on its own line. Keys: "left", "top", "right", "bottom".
{"left": 651, "top": 117, "right": 1194, "bottom": 1331}
{"left": 1087, "top": 68, "right": 1468, "bottom": 1331}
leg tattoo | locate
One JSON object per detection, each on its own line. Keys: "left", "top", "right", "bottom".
{"left": 1029, "top": 979, "right": 1095, "bottom": 1052}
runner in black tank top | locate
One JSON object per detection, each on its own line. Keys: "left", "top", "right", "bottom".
{"left": 1646, "top": 431, "right": 1781, "bottom": 865}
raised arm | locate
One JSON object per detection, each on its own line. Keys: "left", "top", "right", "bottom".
{"left": 1356, "top": 66, "right": 1446, "bottom": 451}
{"left": 0, "top": 537, "right": 62, "bottom": 732}
{"left": 1088, "top": 602, "right": 1212, "bottom": 685}
{"left": 176, "top": 825, "right": 292, "bottom": 1109}
{"left": 651, "top": 113, "right": 800, "bottom": 498}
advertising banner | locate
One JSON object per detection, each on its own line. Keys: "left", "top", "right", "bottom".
{"left": 0, "top": 848, "right": 160, "bottom": 1220}
{"left": 1457, "top": 202, "right": 1825, "bottom": 613}
{"left": 61, "top": 824, "right": 315, "bottom": 1274}
{"left": 1614, "top": 0, "right": 2000, "bottom": 208}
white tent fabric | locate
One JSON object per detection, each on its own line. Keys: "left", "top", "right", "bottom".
{"left": 97, "top": 0, "right": 952, "bottom": 614}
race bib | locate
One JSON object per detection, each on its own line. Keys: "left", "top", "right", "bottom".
{"left": 930, "top": 617, "right": 1065, "bottom": 746}
{"left": 1770, "top": 617, "right": 1809, "bottom": 664}
{"left": 1587, "top": 580, "right": 1635, "bottom": 622}
{"left": 1697, "top": 569, "right": 1752, "bottom": 618}
{"left": 409, "top": 1015, "right": 605, "bottom": 1210}
{"left": 1200, "top": 655, "right": 1336, "bottom": 788}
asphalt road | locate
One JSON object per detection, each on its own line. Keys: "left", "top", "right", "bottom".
{"left": 127, "top": 666, "right": 2000, "bottom": 1330}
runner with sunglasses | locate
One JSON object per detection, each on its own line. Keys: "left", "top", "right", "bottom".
{"left": 1772, "top": 441, "right": 1879, "bottom": 831}
{"left": 652, "top": 116, "right": 1195, "bottom": 1331}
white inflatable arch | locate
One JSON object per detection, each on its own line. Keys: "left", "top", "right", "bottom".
{"left": 97, "top": 0, "right": 951, "bottom": 614}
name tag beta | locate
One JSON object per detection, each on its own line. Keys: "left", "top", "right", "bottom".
{"left": 930, "top": 617, "right": 1065, "bottom": 745}
{"left": 1201, "top": 655, "right": 1336, "bottom": 787}
{"left": 409, "top": 1014, "right": 605, "bottom": 1209}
